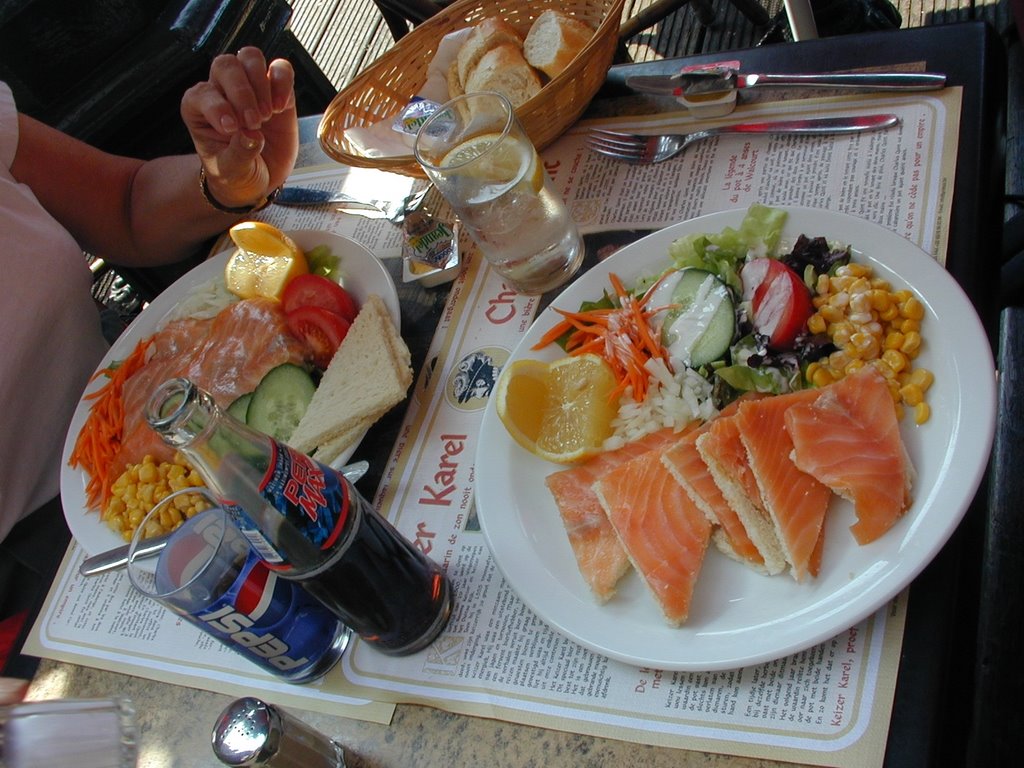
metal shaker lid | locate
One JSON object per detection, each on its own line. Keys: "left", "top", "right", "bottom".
{"left": 211, "top": 697, "right": 282, "bottom": 766}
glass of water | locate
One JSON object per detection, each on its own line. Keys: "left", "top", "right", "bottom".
{"left": 413, "top": 92, "right": 584, "bottom": 295}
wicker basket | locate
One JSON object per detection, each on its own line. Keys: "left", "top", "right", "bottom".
{"left": 318, "top": 0, "right": 626, "bottom": 178}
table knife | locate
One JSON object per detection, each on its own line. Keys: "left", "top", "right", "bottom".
{"left": 625, "top": 70, "right": 947, "bottom": 98}
{"left": 273, "top": 186, "right": 384, "bottom": 211}
{"left": 77, "top": 460, "right": 370, "bottom": 576}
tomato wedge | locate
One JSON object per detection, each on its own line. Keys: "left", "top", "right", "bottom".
{"left": 286, "top": 305, "right": 351, "bottom": 369}
{"left": 743, "top": 258, "right": 814, "bottom": 349}
{"left": 282, "top": 273, "right": 359, "bottom": 323}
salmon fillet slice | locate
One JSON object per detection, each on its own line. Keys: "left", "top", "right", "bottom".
{"left": 115, "top": 298, "right": 307, "bottom": 471}
{"left": 735, "top": 389, "right": 834, "bottom": 581}
{"left": 785, "top": 366, "right": 915, "bottom": 544}
{"left": 544, "top": 427, "right": 688, "bottom": 602}
{"left": 696, "top": 414, "right": 788, "bottom": 575}
{"left": 661, "top": 399, "right": 766, "bottom": 570}
{"left": 594, "top": 449, "right": 712, "bottom": 625}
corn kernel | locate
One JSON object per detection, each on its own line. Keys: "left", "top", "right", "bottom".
{"left": 820, "top": 304, "right": 844, "bottom": 323}
{"left": 884, "top": 331, "right": 905, "bottom": 350}
{"left": 845, "top": 359, "right": 865, "bottom": 375}
{"left": 881, "top": 349, "right": 907, "bottom": 374}
{"left": 908, "top": 368, "right": 935, "bottom": 391}
{"left": 900, "top": 383, "right": 925, "bottom": 406}
{"left": 879, "top": 303, "right": 900, "bottom": 322}
{"left": 900, "top": 318, "right": 921, "bottom": 334}
{"left": 900, "top": 297, "right": 925, "bottom": 320}
{"left": 913, "top": 402, "right": 931, "bottom": 425}
{"left": 807, "top": 313, "right": 827, "bottom": 334}
{"left": 900, "top": 331, "right": 922, "bottom": 355}
{"left": 811, "top": 366, "right": 834, "bottom": 388}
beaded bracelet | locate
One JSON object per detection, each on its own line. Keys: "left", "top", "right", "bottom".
{"left": 199, "top": 166, "right": 281, "bottom": 214}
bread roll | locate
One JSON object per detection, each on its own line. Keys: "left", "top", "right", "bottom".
{"left": 463, "top": 44, "right": 542, "bottom": 108}
{"left": 523, "top": 10, "right": 593, "bottom": 79}
{"left": 455, "top": 17, "right": 524, "bottom": 86}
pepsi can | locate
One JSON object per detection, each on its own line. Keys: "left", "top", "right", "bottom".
{"left": 129, "top": 499, "right": 350, "bottom": 684}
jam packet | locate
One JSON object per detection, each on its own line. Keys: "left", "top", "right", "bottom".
{"left": 400, "top": 186, "right": 460, "bottom": 286}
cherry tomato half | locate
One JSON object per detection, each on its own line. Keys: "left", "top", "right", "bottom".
{"left": 743, "top": 258, "right": 814, "bottom": 350}
{"left": 282, "top": 273, "right": 359, "bottom": 323}
{"left": 286, "top": 305, "right": 351, "bottom": 370}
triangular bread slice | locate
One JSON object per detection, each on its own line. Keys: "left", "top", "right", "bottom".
{"left": 695, "top": 416, "right": 788, "bottom": 575}
{"left": 734, "top": 390, "right": 833, "bottom": 582}
{"left": 310, "top": 417, "right": 373, "bottom": 468}
{"left": 288, "top": 294, "right": 412, "bottom": 454}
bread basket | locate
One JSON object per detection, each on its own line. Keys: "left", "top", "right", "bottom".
{"left": 318, "top": 0, "right": 626, "bottom": 178}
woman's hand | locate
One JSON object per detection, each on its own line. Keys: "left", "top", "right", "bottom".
{"left": 180, "top": 47, "right": 299, "bottom": 210}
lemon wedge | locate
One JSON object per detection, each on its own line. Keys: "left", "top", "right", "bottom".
{"left": 495, "top": 354, "right": 618, "bottom": 464}
{"left": 441, "top": 133, "right": 543, "bottom": 192}
{"left": 225, "top": 222, "right": 308, "bottom": 300}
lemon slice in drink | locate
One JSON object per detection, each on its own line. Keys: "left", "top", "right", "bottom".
{"left": 441, "top": 133, "right": 544, "bottom": 192}
{"left": 225, "top": 221, "right": 308, "bottom": 300}
{"left": 495, "top": 354, "right": 618, "bottom": 464}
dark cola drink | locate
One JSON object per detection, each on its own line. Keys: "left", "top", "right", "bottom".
{"left": 296, "top": 487, "right": 452, "bottom": 654}
{"left": 145, "top": 378, "right": 453, "bottom": 655}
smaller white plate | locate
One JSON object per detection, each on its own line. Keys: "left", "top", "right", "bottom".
{"left": 61, "top": 230, "right": 399, "bottom": 557}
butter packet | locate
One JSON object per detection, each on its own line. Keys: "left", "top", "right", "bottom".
{"left": 392, "top": 97, "right": 442, "bottom": 137}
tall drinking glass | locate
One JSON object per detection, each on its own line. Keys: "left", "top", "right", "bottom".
{"left": 127, "top": 491, "right": 350, "bottom": 684}
{"left": 414, "top": 92, "right": 584, "bottom": 295}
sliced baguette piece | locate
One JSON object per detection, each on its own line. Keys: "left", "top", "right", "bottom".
{"left": 288, "top": 294, "right": 412, "bottom": 454}
{"left": 524, "top": 10, "right": 594, "bottom": 79}
{"left": 456, "top": 17, "right": 524, "bottom": 86}
{"left": 446, "top": 59, "right": 464, "bottom": 101}
{"left": 463, "top": 44, "right": 542, "bottom": 108}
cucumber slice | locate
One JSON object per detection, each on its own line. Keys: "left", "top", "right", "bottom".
{"left": 246, "top": 364, "right": 316, "bottom": 443}
{"left": 660, "top": 268, "right": 735, "bottom": 367}
{"left": 227, "top": 393, "right": 253, "bottom": 423}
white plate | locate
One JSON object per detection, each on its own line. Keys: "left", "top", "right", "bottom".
{"left": 475, "top": 208, "right": 997, "bottom": 671}
{"left": 61, "top": 230, "right": 400, "bottom": 557}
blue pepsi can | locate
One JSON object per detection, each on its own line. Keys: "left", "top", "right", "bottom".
{"left": 128, "top": 498, "right": 350, "bottom": 684}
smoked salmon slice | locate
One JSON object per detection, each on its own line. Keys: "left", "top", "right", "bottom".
{"left": 735, "top": 389, "right": 833, "bottom": 581}
{"left": 785, "top": 366, "right": 914, "bottom": 544}
{"left": 115, "top": 298, "right": 307, "bottom": 470}
{"left": 662, "top": 399, "right": 766, "bottom": 570}
{"left": 545, "top": 427, "right": 687, "bottom": 602}
{"left": 594, "top": 449, "right": 712, "bottom": 625}
{"left": 696, "top": 413, "right": 788, "bottom": 575}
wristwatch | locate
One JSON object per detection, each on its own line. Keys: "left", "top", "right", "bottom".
{"left": 199, "top": 166, "right": 281, "bottom": 214}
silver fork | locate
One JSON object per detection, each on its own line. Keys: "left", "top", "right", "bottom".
{"left": 587, "top": 114, "right": 900, "bottom": 164}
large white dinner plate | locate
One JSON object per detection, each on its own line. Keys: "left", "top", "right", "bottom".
{"left": 61, "top": 230, "right": 400, "bottom": 557}
{"left": 475, "top": 207, "right": 997, "bottom": 671}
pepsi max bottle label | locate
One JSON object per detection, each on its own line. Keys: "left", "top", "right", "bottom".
{"left": 224, "top": 443, "right": 352, "bottom": 570}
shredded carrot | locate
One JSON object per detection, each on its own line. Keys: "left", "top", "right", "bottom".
{"left": 68, "top": 338, "right": 153, "bottom": 511}
{"left": 532, "top": 272, "right": 673, "bottom": 402}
